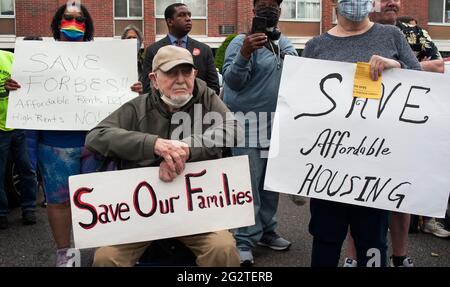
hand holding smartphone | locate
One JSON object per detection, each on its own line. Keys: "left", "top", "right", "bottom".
{"left": 251, "top": 16, "right": 267, "bottom": 34}
{"left": 241, "top": 16, "right": 268, "bottom": 59}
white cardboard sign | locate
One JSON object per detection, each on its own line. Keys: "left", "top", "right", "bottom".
{"left": 69, "top": 156, "right": 254, "bottom": 249}
{"left": 6, "top": 40, "right": 138, "bottom": 130}
{"left": 265, "top": 56, "right": 450, "bottom": 217}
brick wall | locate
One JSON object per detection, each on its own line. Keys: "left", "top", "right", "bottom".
{"left": 16, "top": 0, "right": 113, "bottom": 38}
{"left": 401, "top": 0, "right": 429, "bottom": 29}
{"left": 143, "top": 0, "right": 155, "bottom": 45}
{"left": 236, "top": 0, "right": 254, "bottom": 34}
{"left": 208, "top": 0, "right": 238, "bottom": 37}
{"left": 12, "top": 0, "right": 441, "bottom": 43}
{"left": 321, "top": 0, "right": 334, "bottom": 33}
{"left": 15, "top": 0, "right": 59, "bottom": 38}
{"left": 321, "top": 0, "right": 431, "bottom": 34}
{"left": 81, "top": 0, "right": 114, "bottom": 37}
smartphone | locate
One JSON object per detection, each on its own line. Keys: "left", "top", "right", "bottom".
{"left": 251, "top": 16, "right": 267, "bottom": 34}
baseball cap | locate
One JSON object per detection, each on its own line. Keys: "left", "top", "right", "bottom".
{"left": 152, "top": 45, "right": 195, "bottom": 72}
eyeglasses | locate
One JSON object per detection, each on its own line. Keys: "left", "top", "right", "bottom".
{"left": 63, "top": 14, "right": 86, "bottom": 23}
{"left": 165, "top": 66, "right": 194, "bottom": 78}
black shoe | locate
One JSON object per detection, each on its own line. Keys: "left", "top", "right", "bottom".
{"left": 22, "top": 211, "right": 37, "bottom": 225}
{"left": 0, "top": 216, "right": 8, "bottom": 229}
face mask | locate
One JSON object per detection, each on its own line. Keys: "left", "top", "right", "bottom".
{"left": 60, "top": 19, "right": 85, "bottom": 41}
{"left": 266, "top": 27, "right": 281, "bottom": 41}
{"left": 160, "top": 93, "right": 193, "bottom": 109}
{"left": 256, "top": 7, "right": 279, "bottom": 28}
{"left": 337, "top": 0, "right": 373, "bottom": 22}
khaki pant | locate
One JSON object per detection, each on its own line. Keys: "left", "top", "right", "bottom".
{"left": 92, "top": 230, "right": 240, "bottom": 267}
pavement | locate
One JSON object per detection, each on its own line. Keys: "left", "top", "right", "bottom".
{"left": 0, "top": 193, "right": 448, "bottom": 267}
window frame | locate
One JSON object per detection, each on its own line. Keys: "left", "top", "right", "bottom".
{"left": 0, "top": 0, "right": 15, "bottom": 19}
{"left": 279, "top": 0, "right": 321, "bottom": 22}
{"left": 332, "top": 6, "right": 337, "bottom": 24}
{"left": 428, "top": 0, "right": 450, "bottom": 26}
{"left": 154, "top": 0, "right": 208, "bottom": 20}
{"left": 114, "top": 0, "right": 144, "bottom": 20}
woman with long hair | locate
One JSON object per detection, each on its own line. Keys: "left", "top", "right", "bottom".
{"left": 6, "top": 1, "right": 98, "bottom": 267}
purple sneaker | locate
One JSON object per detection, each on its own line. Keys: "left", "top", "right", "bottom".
{"left": 56, "top": 249, "right": 71, "bottom": 267}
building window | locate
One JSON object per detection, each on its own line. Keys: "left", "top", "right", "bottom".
{"left": 114, "top": 0, "right": 143, "bottom": 37}
{"left": 114, "top": 0, "right": 143, "bottom": 19}
{"left": 281, "top": 0, "right": 320, "bottom": 21}
{"left": 0, "top": 0, "right": 14, "bottom": 35}
{"left": 332, "top": 7, "right": 337, "bottom": 24}
{"left": 429, "top": 0, "right": 450, "bottom": 24}
{"left": 0, "top": 0, "right": 14, "bottom": 17}
{"left": 155, "top": 0, "right": 207, "bottom": 36}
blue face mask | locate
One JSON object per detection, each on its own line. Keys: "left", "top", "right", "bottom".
{"left": 337, "top": 0, "right": 373, "bottom": 22}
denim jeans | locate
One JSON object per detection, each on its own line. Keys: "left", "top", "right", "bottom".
{"left": 232, "top": 148, "right": 279, "bottom": 250}
{"left": 0, "top": 129, "right": 37, "bottom": 216}
{"left": 25, "top": 130, "right": 39, "bottom": 172}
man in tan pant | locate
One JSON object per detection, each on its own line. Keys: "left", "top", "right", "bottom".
{"left": 93, "top": 231, "right": 239, "bottom": 267}
{"left": 86, "top": 45, "right": 242, "bottom": 267}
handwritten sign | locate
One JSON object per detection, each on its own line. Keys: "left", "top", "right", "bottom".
{"left": 69, "top": 156, "right": 254, "bottom": 249}
{"left": 265, "top": 56, "right": 450, "bottom": 217}
{"left": 6, "top": 40, "right": 138, "bottom": 130}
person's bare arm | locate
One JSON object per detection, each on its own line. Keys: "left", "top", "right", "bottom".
{"left": 420, "top": 58, "right": 445, "bottom": 73}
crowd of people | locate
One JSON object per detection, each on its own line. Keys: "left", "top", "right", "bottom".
{"left": 0, "top": 0, "right": 449, "bottom": 267}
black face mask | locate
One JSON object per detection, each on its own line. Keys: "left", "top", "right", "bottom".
{"left": 256, "top": 7, "right": 279, "bottom": 28}
{"left": 266, "top": 27, "right": 281, "bottom": 41}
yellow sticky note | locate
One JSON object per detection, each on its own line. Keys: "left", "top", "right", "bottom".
{"left": 353, "top": 62, "right": 382, "bottom": 99}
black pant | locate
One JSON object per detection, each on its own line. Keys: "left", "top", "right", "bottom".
{"left": 309, "top": 199, "right": 389, "bottom": 267}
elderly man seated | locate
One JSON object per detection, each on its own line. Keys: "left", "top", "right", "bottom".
{"left": 85, "top": 45, "right": 242, "bottom": 267}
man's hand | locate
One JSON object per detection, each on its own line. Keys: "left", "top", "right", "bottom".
{"left": 240, "top": 33, "right": 268, "bottom": 59}
{"left": 154, "top": 138, "right": 190, "bottom": 175}
{"left": 130, "top": 81, "right": 143, "bottom": 93}
{"left": 5, "top": 78, "right": 21, "bottom": 91}
{"left": 159, "top": 160, "right": 178, "bottom": 182}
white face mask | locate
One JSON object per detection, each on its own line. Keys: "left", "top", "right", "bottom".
{"left": 160, "top": 93, "right": 193, "bottom": 109}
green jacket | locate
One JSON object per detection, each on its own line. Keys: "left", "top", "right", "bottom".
{"left": 0, "top": 50, "right": 14, "bottom": 131}
{"left": 86, "top": 78, "right": 242, "bottom": 169}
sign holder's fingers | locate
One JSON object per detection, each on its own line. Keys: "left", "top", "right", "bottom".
{"left": 162, "top": 154, "right": 176, "bottom": 173}
{"left": 171, "top": 152, "right": 185, "bottom": 174}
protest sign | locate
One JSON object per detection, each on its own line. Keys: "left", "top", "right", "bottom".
{"left": 69, "top": 156, "right": 254, "bottom": 249}
{"left": 6, "top": 40, "right": 138, "bottom": 130}
{"left": 265, "top": 56, "right": 450, "bottom": 217}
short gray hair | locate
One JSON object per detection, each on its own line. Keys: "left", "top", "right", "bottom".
{"left": 121, "top": 24, "right": 143, "bottom": 42}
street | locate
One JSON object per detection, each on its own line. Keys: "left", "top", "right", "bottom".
{"left": 0, "top": 193, "right": 448, "bottom": 267}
